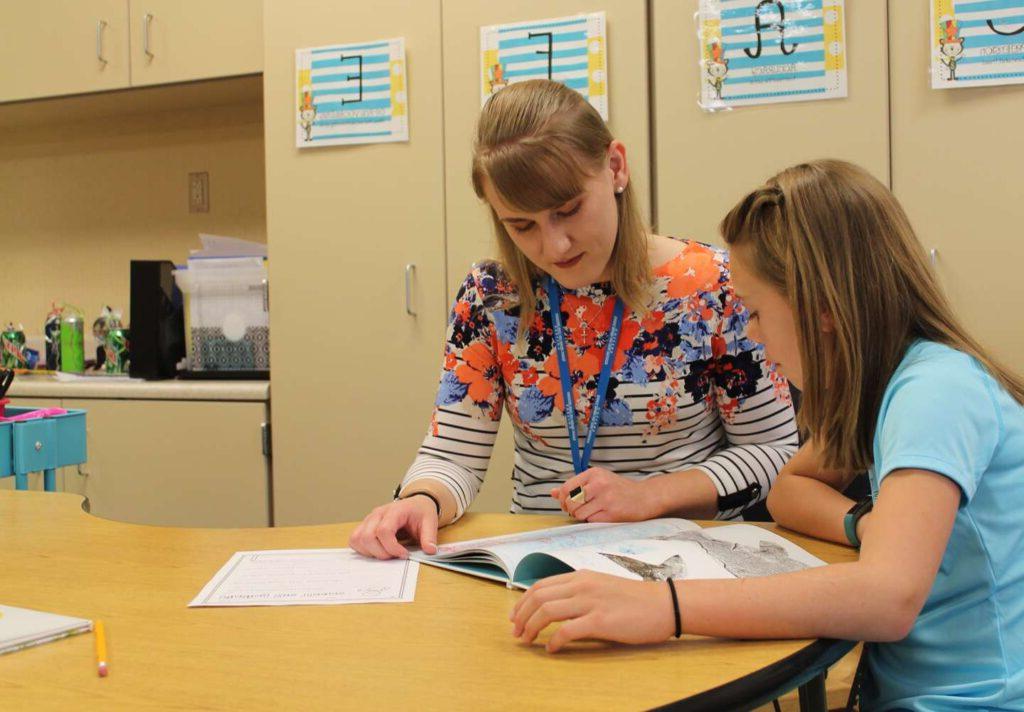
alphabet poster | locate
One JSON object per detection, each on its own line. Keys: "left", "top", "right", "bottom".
{"left": 480, "top": 12, "right": 608, "bottom": 120}
{"left": 697, "top": 1, "right": 847, "bottom": 110}
{"left": 932, "top": 0, "right": 1024, "bottom": 89}
{"left": 295, "top": 37, "right": 408, "bottom": 147}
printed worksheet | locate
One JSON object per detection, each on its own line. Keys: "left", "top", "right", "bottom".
{"left": 189, "top": 549, "right": 418, "bottom": 607}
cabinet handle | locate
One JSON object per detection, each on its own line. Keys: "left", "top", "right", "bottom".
{"left": 405, "top": 264, "right": 417, "bottom": 317}
{"left": 96, "top": 20, "right": 108, "bottom": 64}
{"left": 143, "top": 12, "right": 154, "bottom": 58}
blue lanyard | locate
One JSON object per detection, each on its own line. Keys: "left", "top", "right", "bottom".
{"left": 545, "top": 276, "right": 625, "bottom": 475}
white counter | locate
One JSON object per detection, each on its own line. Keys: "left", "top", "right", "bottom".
{"left": 6, "top": 376, "right": 270, "bottom": 402}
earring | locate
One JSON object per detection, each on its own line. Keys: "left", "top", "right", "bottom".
{"left": 615, "top": 185, "right": 625, "bottom": 194}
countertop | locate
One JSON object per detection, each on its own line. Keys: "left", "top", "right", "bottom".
{"left": 6, "top": 375, "right": 270, "bottom": 402}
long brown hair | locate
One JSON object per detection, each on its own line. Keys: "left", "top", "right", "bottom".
{"left": 471, "top": 80, "right": 650, "bottom": 334}
{"left": 721, "top": 159, "right": 1024, "bottom": 472}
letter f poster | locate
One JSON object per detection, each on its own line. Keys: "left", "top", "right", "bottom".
{"left": 932, "top": 0, "right": 1024, "bottom": 89}
{"left": 697, "top": 0, "right": 847, "bottom": 110}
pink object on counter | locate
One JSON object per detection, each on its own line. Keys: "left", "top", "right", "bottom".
{"left": 0, "top": 407, "right": 67, "bottom": 423}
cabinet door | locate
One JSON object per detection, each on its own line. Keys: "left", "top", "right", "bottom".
{"left": 62, "top": 398, "right": 270, "bottom": 527}
{"left": 0, "top": 0, "right": 130, "bottom": 103}
{"left": 889, "top": 2, "right": 1024, "bottom": 364}
{"left": 0, "top": 398, "right": 64, "bottom": 492}
{"left": 128, "top": 0, "right": 262, "bottom": 87}
{"left": 264, "top": 0, "right": 448, "bottom": 524}
{"left": 651, "top": 0, "right": 890, "bottom": 244}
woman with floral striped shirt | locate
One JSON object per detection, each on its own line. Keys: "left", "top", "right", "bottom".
{"left": 349, "top": 79, "right": 796, "bottom": 560}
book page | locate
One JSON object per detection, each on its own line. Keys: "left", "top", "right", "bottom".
{"left": 530, "top": 524, "right": 825, "bottom": 582}
{"left": 421, "top": 519, "right": 700, "bottom": 578}
{"left": 189, "top": 549, "right": 418, "bottom": 607}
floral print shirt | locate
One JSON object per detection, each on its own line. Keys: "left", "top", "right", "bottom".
{"left": 402, "top": 239, "right": 797, "bottom": 520}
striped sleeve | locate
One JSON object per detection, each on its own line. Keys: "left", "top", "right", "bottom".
{"left": 693, "top": 280, "right": 799, "bottom": 520}
{"left": 401, "top": 270, "right": 504, "bottom": 520}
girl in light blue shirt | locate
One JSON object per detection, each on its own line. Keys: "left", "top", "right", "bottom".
{"left": 511, "top": 159, "right": 1024, "bottom": 710}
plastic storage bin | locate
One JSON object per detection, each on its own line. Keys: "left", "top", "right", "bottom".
{"left": 173, "top": 257, "right": 269, "bottom": 372}
{"left": 0, "top": 405, "right": 88, "bottom": 491}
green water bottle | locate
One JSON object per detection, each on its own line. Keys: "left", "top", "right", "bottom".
{"left": 60, "top": 309, "right": 85, "bottom": 374}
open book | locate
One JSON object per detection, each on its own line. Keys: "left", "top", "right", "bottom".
{"left": 411, "top": 519, "right": 825, "bottom": 590}
{"left": 0, "top": 605, "right": 92, "bottom": 656}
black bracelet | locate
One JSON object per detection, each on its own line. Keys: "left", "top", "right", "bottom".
{"left": 667, "top": 579, "right": 682, "bottom": 639}
{"left": 400, "top": 491, "right": 442, "bottom": 517}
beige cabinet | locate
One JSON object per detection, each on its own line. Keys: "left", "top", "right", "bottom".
{"left": 128, "top": 0, "right": 263, "bottom": 87}
{"left": 60, "top": 398, "right": 270, "bottom": 527}
{"left": 0, "top": 0, "right": 261, "bottom": 104}
{"left": 651, "top": 0, "right": 891, "bottom": 243}
{"left": 888, "top": 2, "right": 1024, "bottom": 365}
{"left": 0, "top": 0, "right": 130, "bottom": 103}
{"left": 264, "top": 0, "right": 449, "bottom": 524}
{"left": 1, "top": 396, "right": 270, "bottom": 527}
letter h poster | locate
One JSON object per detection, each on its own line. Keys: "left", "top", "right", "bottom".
{"left": 698, "top": 0, "right": 847, "bottom": 110}
{"left": 932, "top": 0, "right": 1024, "bottom": 88}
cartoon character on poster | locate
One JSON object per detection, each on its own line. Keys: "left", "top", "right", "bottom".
{"left": 298, "top": 89, "right": 316, "bottom": 142}
{"left": 487, "top": 63, "right": 508, "bottom": 94}
{"left": 938, "top": 15, "right": 965, "bottom": 81}
{"left": 705, "top": 38, "right": 729, "bottom": 101}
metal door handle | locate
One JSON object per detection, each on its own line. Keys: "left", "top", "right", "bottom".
{"left": 96, "top": 20, "right": 108, "bottom": 64}
{"left": 405, "top": 264, "right": 416, "bottom": 316}
{"left": 143, "top": 13, "right": 154, "bottom": 58}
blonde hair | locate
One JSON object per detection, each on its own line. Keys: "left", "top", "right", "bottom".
{"left": 721, "top": 159, "right": 1024, "bottom": 472}
{"left": 471, "top": 80, "right": 650, "bottom": 334}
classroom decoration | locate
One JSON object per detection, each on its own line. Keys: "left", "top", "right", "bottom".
{"left": 480, "top": 12, "right": 608, "bottom": 120}
{"left": 931, "top": 0, "right": 1024, "bottom": 89}
{"left": 697, "top": 0, "right": 847, "bottom": 110}
{"left": 295, "top": 37, "right": 408, "bottom": 147}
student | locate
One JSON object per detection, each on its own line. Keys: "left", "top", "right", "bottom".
{"left": 511, "top": 159, "right": 1024, "bottom": 709}
{"left": 349, "top": 80, "right": 797, "bottom": 560}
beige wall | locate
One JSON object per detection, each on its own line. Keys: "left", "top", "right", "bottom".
{"left": 0, "top": 77, "right": 266, "bottom": 342}
{"left": 652, "top": 0, "right": 890, "bottom": 244}
{"left": 889, "top": 1, "right": 1024, "bottom": 365}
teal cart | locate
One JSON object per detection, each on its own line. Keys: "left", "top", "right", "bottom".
{"left": 0, "top": 406, "right": 88, "bottom": 492}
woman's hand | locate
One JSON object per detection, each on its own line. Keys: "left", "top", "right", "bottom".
{"left": 510, "top": 571, "right": 675, "bottom": 652}
{"left": 348, "top": 496, "right": 439, "bottom": 560}
{"left": 551, "top": 467, "right": 664, "bottom": 522}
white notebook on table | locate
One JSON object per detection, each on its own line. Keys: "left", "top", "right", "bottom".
{"left": 0, "top": 605, "right": 93, "bottom": 655}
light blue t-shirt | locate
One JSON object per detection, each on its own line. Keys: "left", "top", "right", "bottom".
{"left": 862, "top": 341, "right": 1024, "bottom": 710}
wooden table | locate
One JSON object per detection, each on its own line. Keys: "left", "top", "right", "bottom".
{"left": 0, "top": 492, "right": 858, "bottom": 710}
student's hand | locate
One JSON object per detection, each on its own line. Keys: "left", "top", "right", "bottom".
{"left": 551, "top": 467, "right": 662, "bottom": 522}
{"left": 510, "top": 570, "right": 675, "bottom": 653}
{"left": 348, "top": 496, "right": 439, "bottom": 560}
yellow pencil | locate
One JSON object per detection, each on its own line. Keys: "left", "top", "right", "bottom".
{"left": 94, "top": 620, "right": 109, "bottom": 678}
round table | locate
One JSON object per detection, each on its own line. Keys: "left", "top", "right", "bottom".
{"left": 1, "top": 491, "right": 857, "bottom": 710}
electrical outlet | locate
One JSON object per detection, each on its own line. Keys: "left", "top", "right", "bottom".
{"left": 189, "top": 171, "right": 210, "bottom": 213}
